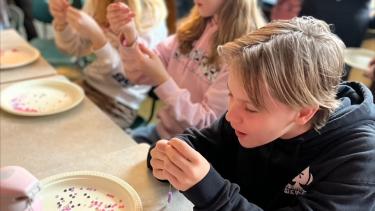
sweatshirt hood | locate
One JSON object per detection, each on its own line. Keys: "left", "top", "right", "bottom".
{"left": 264, "top": 82, "right": 375, "bottom": 171}
{"left": 278, "top": 81, "right": 375, "bottom": 146}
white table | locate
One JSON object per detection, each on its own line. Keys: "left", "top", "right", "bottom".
{"left": 0, "top": 77, "right": 193, "bottom": 210}
{"left": 0, "top": 29, "right": 193, "bottom": 210}
{"left": 0, "top": 75, "right": 137, "bottom": 171}
{"left": 0, "top": 29, "right": 57, "bottom": 84}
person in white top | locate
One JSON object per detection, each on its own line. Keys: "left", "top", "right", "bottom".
{"left": 49, "top": 0, "right": 168, "bottom": 129}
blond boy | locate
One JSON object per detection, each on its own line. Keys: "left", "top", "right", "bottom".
{"left": 148, "top": 17, "right": 375, "bottom": 210}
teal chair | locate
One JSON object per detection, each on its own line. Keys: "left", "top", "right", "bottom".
{"left": 5, "top": 4, "right": 24, "bottom": 31}
{"left": 30, "top": 0, "right": 83, "bottom": 66}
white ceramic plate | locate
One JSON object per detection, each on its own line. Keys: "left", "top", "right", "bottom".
{"left": 0, "top": 79, "right": 84, "bottom": 116}
{"left": 0, "top": 45, "right": 40, "bottom": 69}
{"left": 39, "top": 171, "right": 142, "bottom": 211}
{"left": 344, "top": 48, "right": 375, "bottom": 71}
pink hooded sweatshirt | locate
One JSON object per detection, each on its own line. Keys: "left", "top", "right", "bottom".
{"left": 121, "top": 19, "right": 229, "bottom": 138}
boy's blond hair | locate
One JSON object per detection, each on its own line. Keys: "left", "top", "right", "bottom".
{"left": 218, "top": 17, "right": 345, "bottom": 130}
{"left": 85, "top": 0, "right": 167, "bottom": 34}
{"left": 177, "top": 0, "right": 265, "bottom": 65}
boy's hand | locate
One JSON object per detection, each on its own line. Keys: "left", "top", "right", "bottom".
{"left": 66, "top": 7, "right": 106, "bottom": 50}
{"left": 49, "top": 0, "right": 70, "bottom": 31}
{"left": 107, "top": 2, "right": 137, "bottom": 44}
{"left": 162, "top": 138, "right": 210, "bottom": 191}
{"left": 119, "top": 43, "right": 170, "bottom": 86}
{"left": 150, "top": 139, "right": 170, "bottom": 181}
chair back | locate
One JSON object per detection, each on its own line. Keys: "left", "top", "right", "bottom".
{"left": 7, "top": 4, "right": 24, "bottom": 31}
{"left": 32, "top": 0, "right": 53, "bottom": 24}
{"left": 31, "top": 0, "right": 84, "bottom": 24}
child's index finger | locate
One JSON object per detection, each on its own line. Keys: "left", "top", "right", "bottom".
{"left": 107, "top": 3, "right": 124, "bottom": 11}
{"left": 155, "top": 139, "right": 169, "bottom": 152}
{"left": 169, "top": 138, "right": 199, "bottom": 163}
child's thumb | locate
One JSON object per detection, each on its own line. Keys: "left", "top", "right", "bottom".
{"left": 138, "top": 43, "right": 155, "bottom": 58}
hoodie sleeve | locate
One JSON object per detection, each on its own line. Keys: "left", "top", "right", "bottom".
{"left": 83, "top": 41, "right": 121, "bottom": 76}
{"left": 183, "top": 164, "right": 375, "bottom": 211}
{"left": 154, "top": 35, "right": 178, "bottom": 68}
{"left": 183, "top": 166, "right": 263, "bottom": 211}
{"left": 53, "top": 21, "right": 93, "bottom": 57}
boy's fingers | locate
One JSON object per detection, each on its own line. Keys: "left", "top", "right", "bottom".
{"left": 150, "top": 149, "right": 166, "bottom": 161}
{"left": 155, "top": 139, "right": 169, "bottom": 151}
{"left": 169, "top": 138, "right": 199, "bottom": 163}
{"left": 165, "top": 144, "right": 191, "bottom": 173}
{"left": 150, "top": 158, "right": 164, "bottom": 170}
{"left": 152, "top": 169, "right": 165, "bottom": 180}
{"left": 163, "top": 156, "right": 185, "bottom": 178}
{"left": 163, "top": 169, "right": 181, "bottom": 187}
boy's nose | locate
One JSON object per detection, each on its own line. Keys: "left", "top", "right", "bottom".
{"left": 225, "top": 103, "right": 241, "bottom": 125}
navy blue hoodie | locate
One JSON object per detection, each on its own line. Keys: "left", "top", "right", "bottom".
{"left": 147, "top": 82, "right": 375, "bottom": 210}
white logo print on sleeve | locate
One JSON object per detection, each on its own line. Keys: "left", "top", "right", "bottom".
{"left": 284, "top": 167, "right": 313, "bottom": 195}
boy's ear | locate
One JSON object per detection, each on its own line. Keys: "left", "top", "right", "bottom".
{"left": 294, "top": 106, "right": 319, "bottom": 125}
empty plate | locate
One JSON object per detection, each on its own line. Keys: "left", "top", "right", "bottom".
{"left": 0, "top": 45, "right": 40, "bottom": 69}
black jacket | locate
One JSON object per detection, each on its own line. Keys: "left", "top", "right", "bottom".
{"left": 148, "top": 82, "right": 375, "bottom": 210}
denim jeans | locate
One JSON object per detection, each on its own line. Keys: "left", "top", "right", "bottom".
{"left": 131, "top": 124, "right": 161, "bottom": 145}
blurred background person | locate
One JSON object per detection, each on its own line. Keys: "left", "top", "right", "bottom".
{"left": 12, "top": 0, "right": 38, "bottom": 40}
{"left": 49, "top": 0, "right": 168, "bottom": 129}
{"left": 271, "top": 0, "right": 375, "bottom": 80}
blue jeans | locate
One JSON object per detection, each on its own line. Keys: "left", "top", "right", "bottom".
{"left": 131, "top": 125, "right": 161, "bottom": 145}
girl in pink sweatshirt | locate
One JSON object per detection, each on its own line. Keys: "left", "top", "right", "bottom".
{"left": 107, "top": 0, "right": 265, "bottom": 144}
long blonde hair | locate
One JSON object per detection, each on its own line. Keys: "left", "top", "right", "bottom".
{"left": 177, "top": 0, "right": 265, "bottom": 65}
{"left": 86, "top": 0, "right": 167, "bottom": 34}
{"left": 218, "top": 17, "right": 345, "bottom": 130}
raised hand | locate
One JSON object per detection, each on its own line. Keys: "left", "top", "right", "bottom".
{"left": 107, "top": 2, "right": 137, "bottom": 44}
{"left": 48, "top": 0, "right": 70, "bottom": 30}
{"left": 66, "top": 7, "right": 106, "bottom": 50}
{"left": 119, "top": 43, "right": 170, "bottom": 86}
{"left": 150, "top": 138, "right": 210, "bottom": 191}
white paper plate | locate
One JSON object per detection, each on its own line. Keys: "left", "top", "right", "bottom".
{"left": 39, "top": 171, "right": 142, "bottom": 211}
{"left": 0, "top": 79, "right": 84, "bottom": 116}
{"left": 0, "top": 45, "right": 40, "bottom": 69}
{"left": 344, "top": 48, "right": 375, "bottom": 71}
